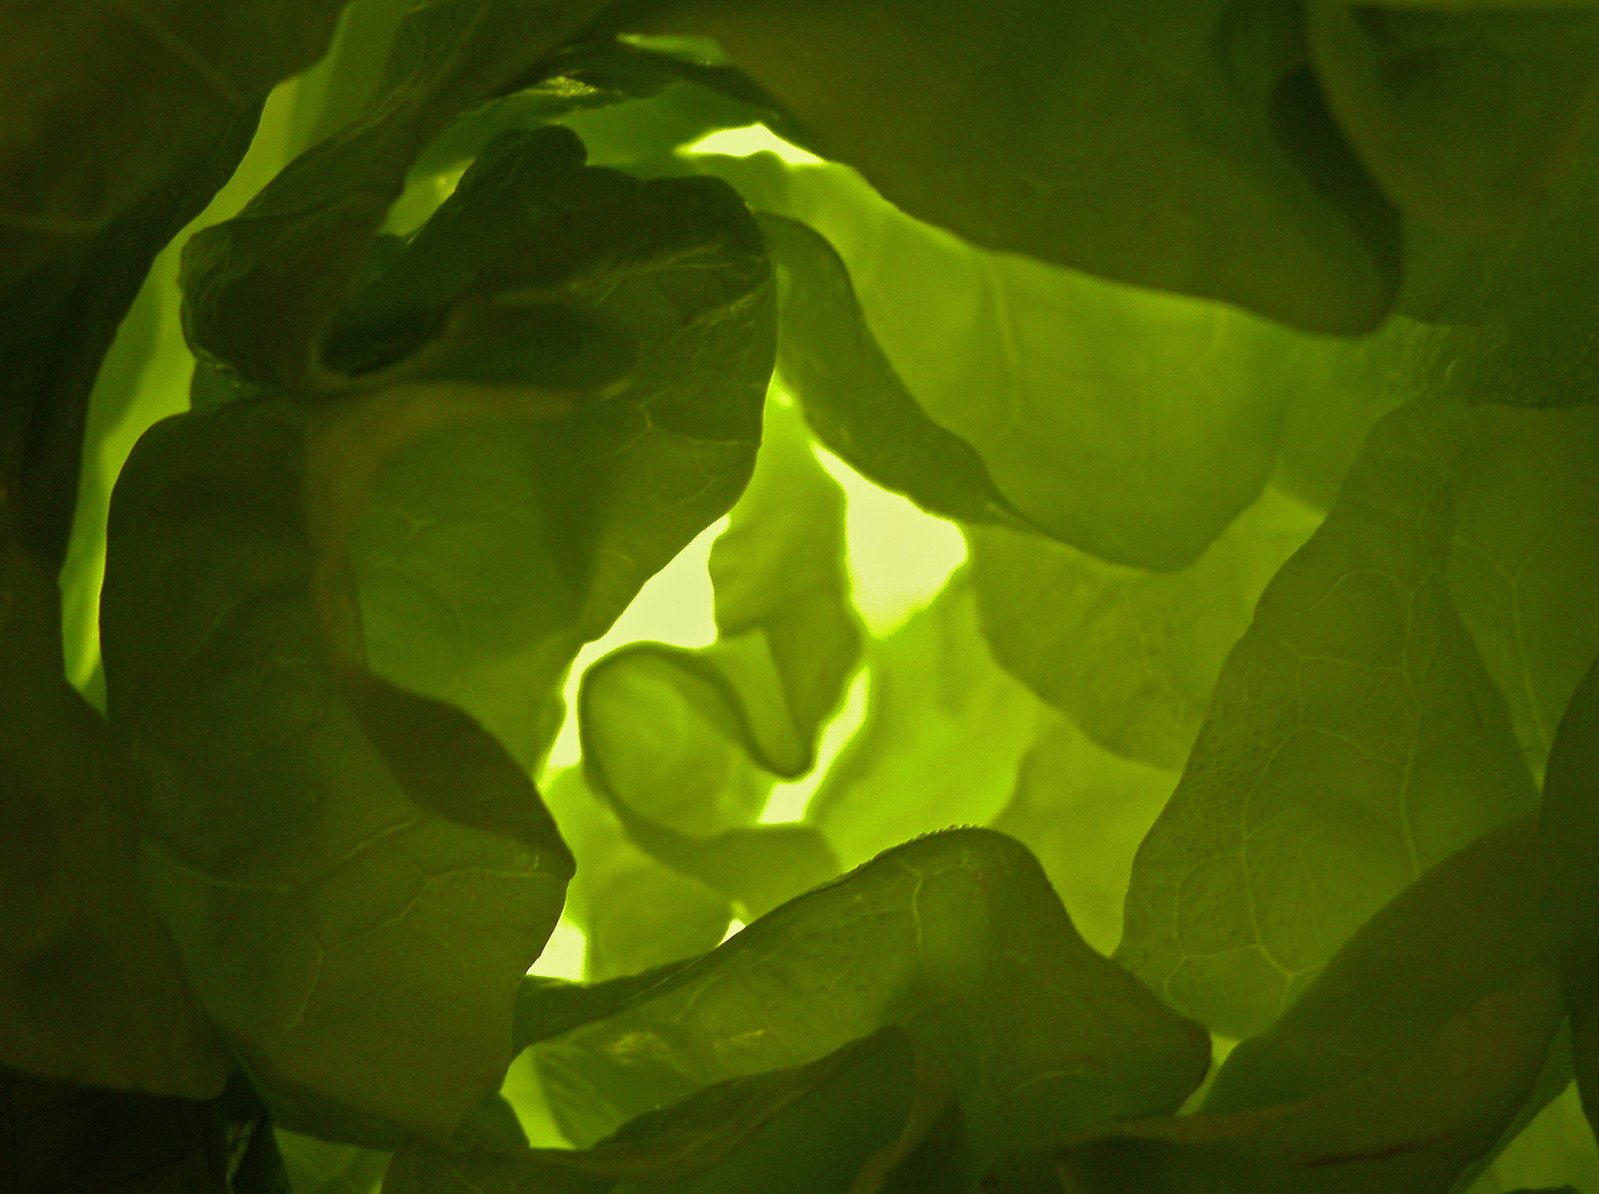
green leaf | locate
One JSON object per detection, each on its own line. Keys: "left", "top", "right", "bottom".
{"left": 1054, "top": 970, "right": 1562, "bottom": 1193}
{"left": 632, "top": 0, "right": 1398, "bottom": 332}
{"left": 527, "top": 829, "right": 1210, "bottom": 1170}
{"left": 277, "top": 1131, "right": 390, "bottom": 1194}
{"left": 388, "top": 1029, "right": 957, "bottom": 1193}
{"left": 988, "top": 719, "right": 1175, "bottom": 957}
{"left": 806, "top": 580, "right": 1051, "bottom": 872}
{"left": 1307, "top": 4, "right": 1599, "bottom": 235}
{"left": 704, "top": 157, "right": 1300, "bottom": 569}
{"left": 969, "top": 486, "right": 1322, "bottom": 770}
{"left": 576, "top": 402, "right": 854, "bottom": 914}
{"left": 1118, "top": 402, "right": 1538, "bottom": 1038}
{"left": 340, "top": 128, "right": 775, "bottom": 767}
{"left": 757, "top": 213, "right": 1030, "bottom": 532}
{"left": 180, "top": 0, "right": 618, "bottom": 388}
{"left": 543, "top": 769, "right": 732, "bottom": 980}
{"left": 1204, "top": 819, "right": 1549, "bottom": 1115}
{"left": 0, "top": 545, "right": 227, "bottom": 1097}
{"left": 0, "top": 1, "right": 345, "bottom": 295}
{"left": 101, "top": 397, "right": 576, "bottom": 1139}
{"left": 1538, "top": 655, "right": 1599, "bottom": 1139}
{"left": 1444, "top": 407, "right": 1599, "bottom": 771}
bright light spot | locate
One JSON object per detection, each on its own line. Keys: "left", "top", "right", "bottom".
{"left": 542, "top": 518, "right": 724, "bottom": 776}
{"left": 719, "top": 918, "right": 747, "bottom": 944}
{"left": 818, "top": 448, "right": 968, "bottom": 637}
{"left": 684, "top": 123, "right": 823, "bottom": 165}
{"left": 759, "top": 669, "right": 870, "bottom": 824}
{"left": 528, "top": 916, "right": 587, "bottom": 981}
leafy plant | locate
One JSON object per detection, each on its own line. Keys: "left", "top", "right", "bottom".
{"left": 7, "top": 1, "right": 1599, "bottom": 1191}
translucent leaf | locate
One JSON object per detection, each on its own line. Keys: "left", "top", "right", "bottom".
{"left": 528, "top": 829, "right": 1210, "bottom": 1170}
{"left": 969, "top": 487, "right": 1322, "bottom": 769}
{"left": 1118, "top": 402, "right": 1538, "bottom": 1038}
{"left": 632, "top": 0, "right": 1398, "bottom": 331}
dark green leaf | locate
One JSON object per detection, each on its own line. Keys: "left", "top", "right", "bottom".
{"left": 1204, "top": 819, "right": 1548, "bottom": 1115}
{"left": 528, "top": 829, "right": 1210, "bottom": 1169}
{"left": 1118, "top": 402, "right": 1538, "bottom": 1038}
{"left": 1538, "top": 655, "right": 1599, "bottom": 1140}
{"left": 1054, "top": 970, "right": 1562, "bottom": 1193}
{"left": 341, "top": 128, "right": 775, "bottom": 767}
{"left": 0, "top": 1067, "right": 285, "bottom": 1194}
{"left": 101, "top": 396, "right": 576, "bottom": 1138}
{"left": 180, "top": 0, "right": 617, "bottom": 388}
{"left": 969, "top": 487, "right": 1321, "bottom": 770}
{"left": 0, "top": 545, "right": 226, "bottom": 1097}
{"left": 0, "top": 1, "right": 345, "bottom": 295}
{"left": 388, "top": 1029, "right": 955, "bottom": 1193}
{"left": 757, "top": 213, "right": 1031, "bottom": 533}
{"left": 1307, "top": 4, "right": 1599, "bottom": 234}
{"left": 631, "top": 0, "right": 1397, "bottom": 332}
{"left": 277, "top": 1131, "right": 390, "bottom": 1194}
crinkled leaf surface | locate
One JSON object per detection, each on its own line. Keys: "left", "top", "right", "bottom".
{"left": 576, "top": 402, "right": 852, "bottom": 913}
{"left": 633, "top": 0, "right": 1399, "bottom": 332}
{"left": 1118, "top": 402, "right": 1538, "bottom": 1038}
{"left": 0, "top": 545, "right": 226, "bottom": 1098}
{"left": 180, "top": 0, "right": 617, "bottom": 388}
{"left": 807, "top": 581, "right": 1050, "bottom": 872}
{"left": 340, "top": 127, "right": 775, "bottom": 767}
{"left": 101, "top": 397, "right": 576, "bottom": 1138}
{"left": 530, "top": 828, "right": 1210, "bottom": 1170}
{"left": 699, "top": 156, "right": 1301, "bottom": 569}
{"left": 1307, "top": 3, "right": 1599, "bottom": 234}
{"left": 969, "top": 487, "right": 1321, "bottom": 770}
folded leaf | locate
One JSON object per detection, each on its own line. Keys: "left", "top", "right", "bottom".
{"left": 102, "top": 396, "right": 577, "bottom": 1138}
{"left": 389, "top": 1028, "right": 956, "bottom": 1194}
{"left": 576, "top": 402, "right": 854, "bottom": 914}
{"left": 969, "top": 487, "right": 1321, "bottom": 770}
{"left": 1308, "top": 3, "right": 1599, "bottom": 234}
{"left": 528, "top": 828, "right": 1210, "bottom": 1169}
{"left": 180, "top": 0, "right": 617, "bottom": 388}
{"left": 702, "top": 158, "right": 1299, "bottom": 569}
{"left": 1054, "top": 970, "right": 1562, "bottom": 1193}
{"left": 630, "top": 0, "right": 1398, "bottom": 331}
{"left": 1118, "top": 402, "right": 1538, "bottom": 1038}
{"left": 339, "top": 127, "right": 775, "bottom": 766}
{"left": 757, "top": 213, "right": 1031, "bottom": 532}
